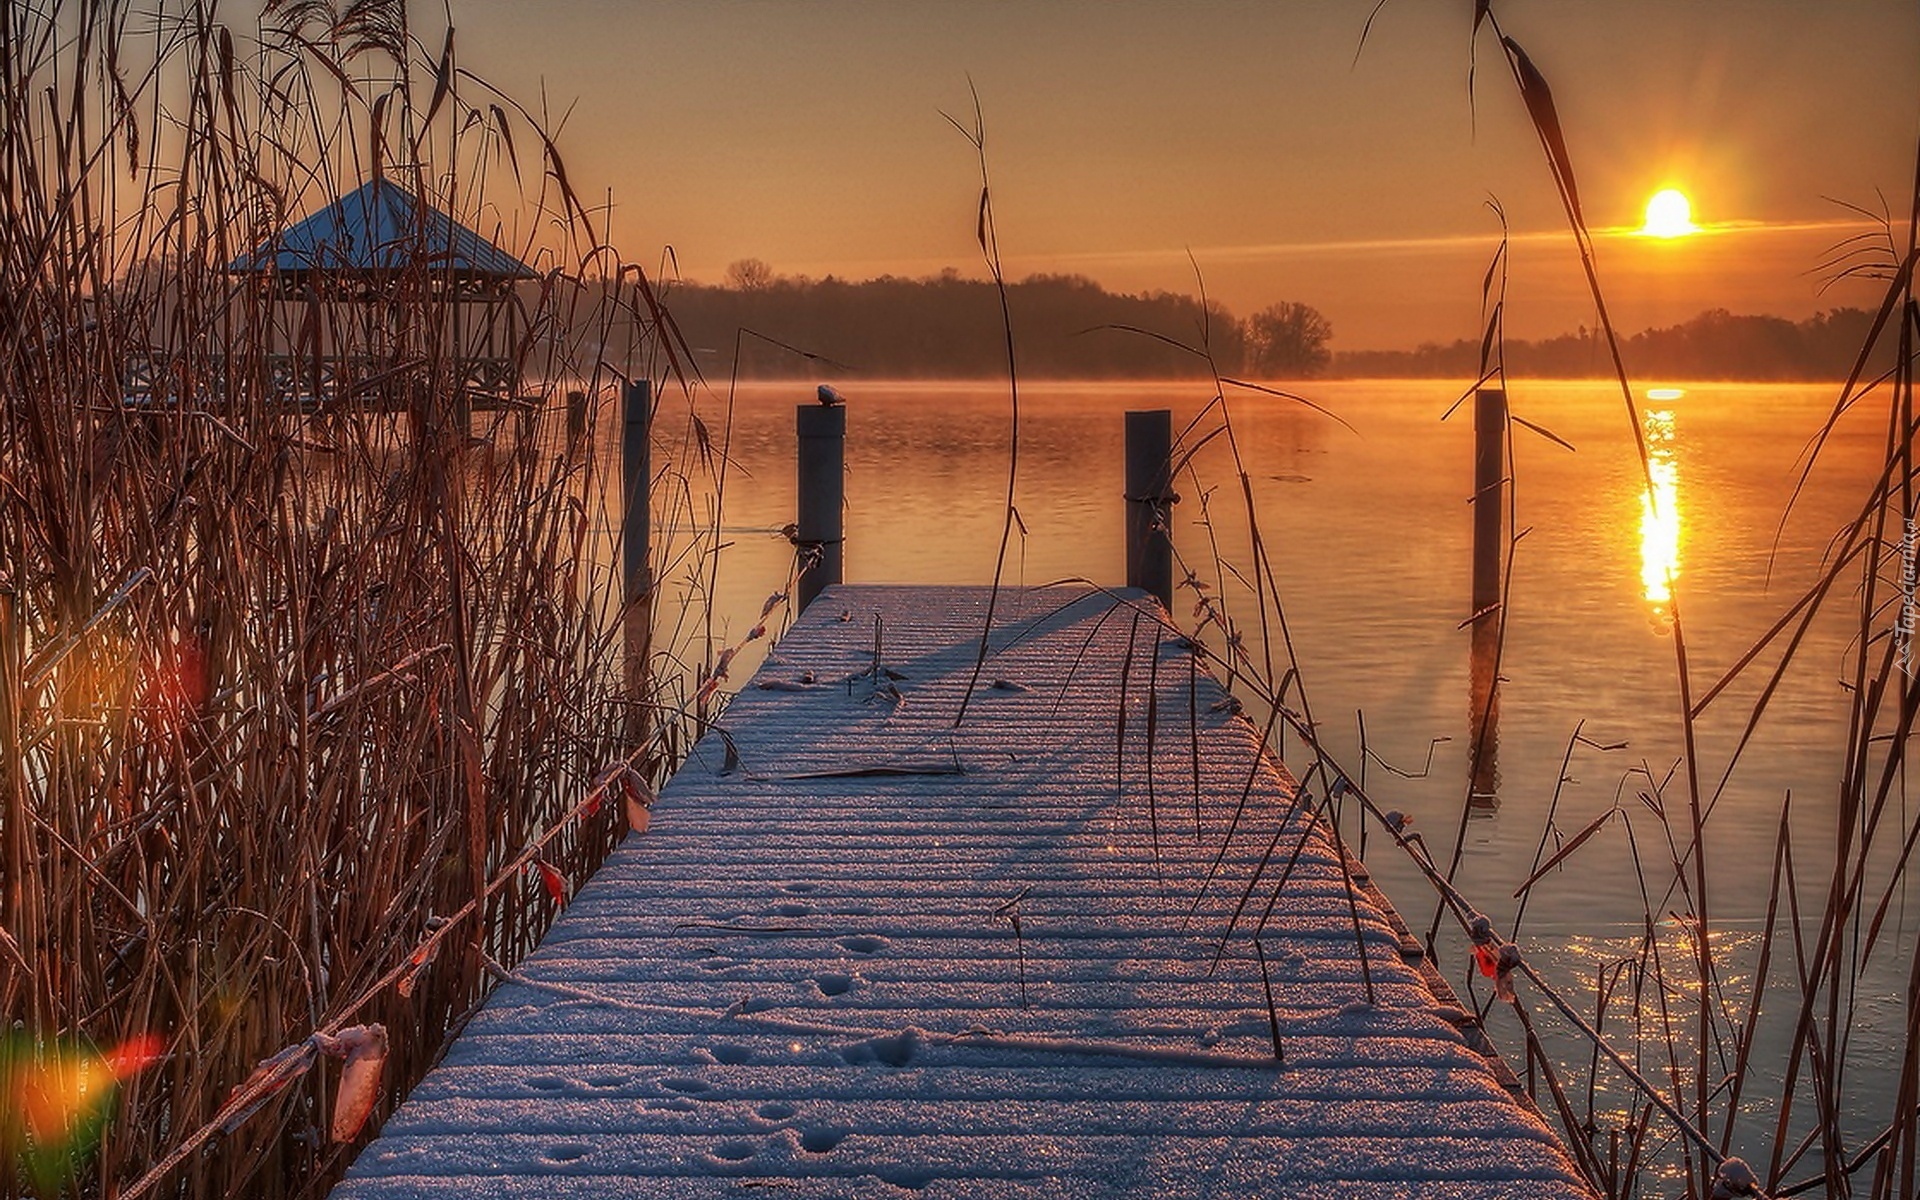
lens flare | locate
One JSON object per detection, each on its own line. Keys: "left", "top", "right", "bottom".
{"left": 2, "top": 1032, "right": 164, "bottom": 1186}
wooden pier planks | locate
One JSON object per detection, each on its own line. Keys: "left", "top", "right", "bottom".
{"left": 334, "top": 585, "right": 1594, "bottom": 1199}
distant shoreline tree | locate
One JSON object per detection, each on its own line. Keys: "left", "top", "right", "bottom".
{"left": 1245, "top": 301, "right": 1333, "bottom": 378}
{"left": 724, "top": 257, "right": 776, "bottom": 291}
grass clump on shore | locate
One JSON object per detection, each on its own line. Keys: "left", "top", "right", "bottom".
{"left": 0, "top": 2, "right": 710, "bottom": 1195}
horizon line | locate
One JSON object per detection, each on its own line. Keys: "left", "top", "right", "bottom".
{"left": 749, "top": 216, "right": 1882, "bottom": 281}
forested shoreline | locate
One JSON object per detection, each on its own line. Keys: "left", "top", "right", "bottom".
{"left": 648, "top": 264, "right": 1889, "bottom": 382}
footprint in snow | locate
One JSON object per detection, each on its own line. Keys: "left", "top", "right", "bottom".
{"left": 815, "top": 972, "right": 855, "bottom": 997}
{"left": 660, "top": 1077, "right": 713, "bottom": 1095}
{"left": 800, "top": 1127, "right": 846, "bottom": 1153}
{"left": 840, "top": 1028, "right": 919, "bottom": 1068}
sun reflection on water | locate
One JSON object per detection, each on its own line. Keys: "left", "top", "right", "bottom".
{"left": 1640, "top": 408, "right": 1680, "bottom": 626}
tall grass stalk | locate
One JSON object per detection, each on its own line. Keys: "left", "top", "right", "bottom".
{"left": 0, "top": 3, "right": 725, "bottom": 1196}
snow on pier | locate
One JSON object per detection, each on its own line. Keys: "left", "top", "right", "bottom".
{"left": 335, "top": 585, "right": 1594, "bottom": 1199}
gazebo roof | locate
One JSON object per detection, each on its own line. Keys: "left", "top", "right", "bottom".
{"left": 228, "top": 178, "right": 535, "bottom": 281}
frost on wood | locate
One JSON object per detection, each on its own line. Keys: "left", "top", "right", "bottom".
{"left": 332, "top": 586, "right": 1595, "bottom": 1199}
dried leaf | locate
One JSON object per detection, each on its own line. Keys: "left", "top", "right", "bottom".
{"left": 422, "top": 27, "right": 455, "bottom": 128}
{"left": 533, "top": 860, "right": 568, "bottom": 906}
{"left": 397, "top": 941, "right": 436, "bottom": 999}
{"left": 586, "top": 762, "right": 626, "bottom": 818}
{"left": 1478, "top": 301, "right": 1500, "bottom": 374}
{"left": 490, "top": 103, "right": 519, "bottom": 183}
{"left": 1511, "top": 413, "right": 1576, "bottom": 453}
{"left": 1511, "top": 808, "right": 1615, "bottom": 898}
{"left": 1480, "top": 238, "right": 1504, "bottom": 303}
{"left": 1474, "top": 942, "right": 1502, "bottom": 979}
{"left": 619, "top": 766, "right": 655, "bottom": 835}
{"left": 216, "top": 26, "right": 238, "bottom": 121}
{"left": 1493, "top": 944, "right": 1523, "bottom": 1003}
{"left": 320, "top": 1025, "right": 388, "bottom": 1143}
{"left": 369, "top": 91, "right": 389, "bottom": 180}
{"left": 1501, "top": 35, "right": 1583, "bottom": 226}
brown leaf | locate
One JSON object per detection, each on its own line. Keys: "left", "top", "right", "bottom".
{"left": 323, "top": 1025, "right": 389, "bottom": 1143}
{"left": 1501, "top": 36, "right": 1583, "bottom": 227}
{"left": 619, "top": 767, "right": 655, "bottom": 835}
{"left": 396, "top": 941, "right": 435, "bottom": 999}
{"left": 534, "top": 860, "right": 568, "bottom": 906}
{"left": 369, "top": 91, "right": 389, "bottom": 180}
{"left": 490, "top": 104, "right": 519, "bottom": 183}
{"left": 423, "top": 27, "right": 455, "bottom": 129}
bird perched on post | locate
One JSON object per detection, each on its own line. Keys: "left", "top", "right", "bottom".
{"left": 817, "top": 384, "right": 844, "bottom": 406}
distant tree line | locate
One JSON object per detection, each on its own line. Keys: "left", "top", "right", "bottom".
{"left": 635, "top": 264, "right": 1891, "bottom": 382}
{"left": 659, "top": 263, "right": 1331, "bottom": 379}
{"left": 1332, "top": 307, "right": 1893, "bottom": 382}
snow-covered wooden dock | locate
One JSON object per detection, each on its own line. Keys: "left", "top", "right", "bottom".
{"left": 334, "top": 585, "right": 1594, "bottom": 1199}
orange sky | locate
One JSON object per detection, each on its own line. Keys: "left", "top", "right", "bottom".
{"left": 453, "top": 0, "right": 1918, "bottom": 348}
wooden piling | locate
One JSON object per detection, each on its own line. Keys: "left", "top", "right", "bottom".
{"left": 1469, "top": 386, "right": 1506, "bottom": 807}
{"left": 622, "top": 380, "right": 652, "bottom": 710}
{"left": 796, "top": 398, "right": 845, "bottom": 611}
{"left": 1125, "top": 409, "right": 1175, "bottom": 610}
{"left": 1472, "top": 387, "right": 1506, "bottom": 626}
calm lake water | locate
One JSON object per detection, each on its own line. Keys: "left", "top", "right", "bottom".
{"left": 630, "top": 376, "right": 1907, "bottom": 1138}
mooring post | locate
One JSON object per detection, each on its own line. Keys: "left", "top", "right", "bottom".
{"left": 622, "top": 380, "right": 652, "bottom": 708}
{"left": 1471, "top": 387, "right": 1506, "bottom": 626}
{"left": 1468, "top": 385, "right": 1506, "bottom": 808}
{"left": 796, "top": 397, "right": 846, "bottom": 611}
{"left": 1125, "top": 409, "right": 1175, "bottom": 610}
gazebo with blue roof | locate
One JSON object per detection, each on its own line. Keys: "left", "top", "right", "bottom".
{"left": 229, "top": 177, "right": 537, "bottom": 410}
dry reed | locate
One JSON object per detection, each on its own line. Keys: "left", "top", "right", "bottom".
{"left": 0, "top": 2, "right": 721, "bottom": 1196}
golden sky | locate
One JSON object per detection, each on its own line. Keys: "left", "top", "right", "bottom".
{"left": 455, "top": 0, "right": 1917, "bottom": 348}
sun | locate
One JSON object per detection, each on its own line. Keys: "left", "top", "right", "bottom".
{"left": 1640, "top": 188, "right": 1697, "bottom": 238}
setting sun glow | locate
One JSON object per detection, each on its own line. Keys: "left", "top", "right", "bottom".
{"left": 1640, "top": 188, "right": 1698, "bottom": 238}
